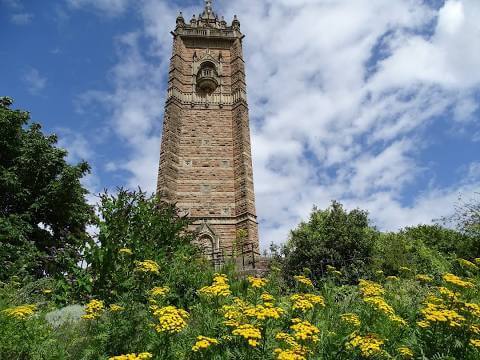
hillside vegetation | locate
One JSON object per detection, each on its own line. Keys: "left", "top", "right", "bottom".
{"left": 1, "top": 98, "right": 480, "bottom": 359}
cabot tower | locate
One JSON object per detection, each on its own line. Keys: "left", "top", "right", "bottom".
{"left": 157, "top": 0, "right": 259, "bottom": 256}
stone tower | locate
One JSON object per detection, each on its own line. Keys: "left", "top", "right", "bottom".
{"left": 157, "top": 0, "right": 259, "bottom": 256}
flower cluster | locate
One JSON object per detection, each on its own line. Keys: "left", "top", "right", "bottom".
{"left": 443, "top": 273, "right": 474, "bottom": 288}
{"left": 340, "top": 313, "right": 361, "bottom": 327}
{"left": 2, "top": 304, "right": 37, "bottom": 319}
{"left": 245, "top": 304, "right": 285, "bottom": 321}
{"left": 198, "top": 273, "right": 232, "bottom": 297}
{"left": 415, "top": 274, "right": 433, "bottom": 283}
{"left": 293, "top": 275, "right": 314, "bottom": 288}
{"left": 261, "top": 292, "right": 275, "bottom": 303}
{"left": 82, "top": 299, "right": 104, "bottom": 320}
{"left": 346, "top": 333, "right": 384, "bottom": 358}
{"left": 397, "top": 346, "right": 414, "bottom": 358}
{"left": 150, "top": 286, "right": 169, "bottom": 297}
{"left": 290, "top": 318, "right": 320, "bottom": 343}
{"left": 232, "top": 324, "right": 262, "bottom": 347}
{"left": 458, "top": 258, "right": 478, "bottom": 270}
{"left": 192, "top": 335, "right": 219, "bottom": 352}
{"left": 290, "top": 293, "right": 325, "bottom": 312}
{"left": 471, "top": 339, "right": 480, "bottom": 348}
{"left": 247, "top": 276, "right": 268, "bottom": 288}
{"left": 109, "top": 353, "right": 152, "bottom": 360}
{"left": 417, "top": 299, "right": 465, "bottom": 328}
{"left": 359, "top": 280, "right": 406, "bottom": 326}
{"left": 150, "top": 305, "right": 189, "bottom": 334}
{"left": 358, "top": 280, "right": 385, "bottom": 297}
{"left": 134, "top": 260, "right": 160, "bottom": 274}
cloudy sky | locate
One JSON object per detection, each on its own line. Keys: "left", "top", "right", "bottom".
{"left": 1, "top": 0, "right": 479, "bottom": 249}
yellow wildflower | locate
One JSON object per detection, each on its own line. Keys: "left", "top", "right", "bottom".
{"left": 443, "top": 273, "right": 474, "bottom": 288}
{"left": 290, "top": 318, "right": 320, "bottom": 343}
{"left": 247, "top": 276, "right": 268, "bottom": 289}
{"left": 81, "top": 299, "right": 104, "bottom": 320}
{"left": 109, "top": 353, "right": 152, "bottom": 360}
{"left": 470, "top": 339, "right": 480, "bottom": 348}
{"left": 151, "top": 305, "right": 189, "bottom": 334}
{"left": 386, "top": 276, "right": 399, "bottom": 281}
{"left": 470, "top": 324, "right": 480, "bottom": 334}
{"left": 398, "top": 346, "right": 414, "bottom": 358}
{"left": 2, "top": 304, "right": 37, "bottom": 319}
{"left": 399, "top": 266, "right": 411, "bottom": 272}
{"left": 274, "top": 348, "right": 307, "bottom": 360}
{"left": 417, "top": 320, "right": 430, "bottom": 328}
{"left": 346, "top": 333, "right": 384, "bottom": 358}
{"left": 199, "top": 274, "right": 232, "bottom": 297}
{"left": 109, "top": 304, "right": 124, "bottom": 312}
{"left": 437, "top": 286, "right": 460, "bottom": 301}
{"left": 42, "top": 289, "right": 52, "bottom": 294}
{"left": 458, "top": 258, "right": 478, "bottom": 270}
{"left": 261, "top": 293, "right": 275, "bottom": 303}
{"left": 464, "top": 302, "right": 480, "bottom": 318}
{"left": 415, "top": 274, "right": 433, "bottom": 283}
{"left": 341, "top": 313, "right": 361, "bottom": 327}
{"left": 119, "top": 248, "right": 133, "bottom": 255}
{"left": 290, "top": 293, "right": 325, "bottom": 312}
{"left": 150, "top": 286, "right": 169, "bottom": 297}
{"left": 245, "top": 304, "right": 285, "bottom": 321}
{"left": 418, "top": 301, "right": 465, "bottom": 328}
{"left": 134, "top": 260, "right": 160, "bottom": 274}
{"left": 232, "top": 324, "right": 262, "bottom": 347}
{"left": 192, "top": 335, "right": 219, "bottom": 352}
{"left": 358, "top": 280, "right": 385, "bottom": 297}
{"left": 294, "top": 275, "right": 314, "bottom": 288}
{"left": 475, "top": 258, "right": 480, "bottom": 266}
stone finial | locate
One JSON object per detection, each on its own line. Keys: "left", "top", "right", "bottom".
{"left": 205, "top": 0, "right": 213, "bottom": 14}
{"left": 176, "top": 11, "right": 185, "bottom": 27}
{"left": 232, "top": 14, "right": 240, "bottom": 30}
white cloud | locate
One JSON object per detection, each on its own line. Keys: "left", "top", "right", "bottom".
{"left": 66, "top": 0, "right": 130, "bottom": 16}
{"left": 22, "top": 68, "right": 47, "bottom": 95}
{"left": 10, "top": 12, "right": 33, "bottom": 24}
{"left": 74, "top": 0, "right": 480, "bottom": 249}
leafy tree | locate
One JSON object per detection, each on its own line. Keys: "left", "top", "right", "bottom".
{"left": 281, "top": 201, "right": 378, "bottom": 282}
{"left": 0, "top": 97, "right": 92, "bottom": 281}
{"left": 83, "top": 188, "right": 211, "bottom": 304}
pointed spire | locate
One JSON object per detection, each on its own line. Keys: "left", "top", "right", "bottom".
{"left": 205, "top": 0, "right": 213, "bottom": 15}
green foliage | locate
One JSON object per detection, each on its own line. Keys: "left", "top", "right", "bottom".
{"left": 0, "top": 97, "right": 92, "bottom": 281}
{"left": 281, "top": 201, "right": 378, "bottom": 282}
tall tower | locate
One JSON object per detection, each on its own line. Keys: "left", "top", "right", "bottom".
{"left": 157, "top": 1, "right": 259, "bottom": 255}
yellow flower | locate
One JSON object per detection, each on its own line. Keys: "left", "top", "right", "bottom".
{"left": 293, "top": 275, "right": 314, "bottom": 288}
{"left": 398, "top": 346, "right": 414, "bottom": 358}
{"left": 192, "top": 335, "right": 219, "bottom": 352}
{"left": 458, "top": 258, "right": 478, "bottom": 270}
{"left": 386, "top": 275, "right": 399, "bottom": 281}
{"left": 443, "top": 273, "right": 474, "bottom": 288}
{"left": 470, "top": 339, "right": 480, "bottom": 348}
{"left": 417, "top": 320, "right": 430, "bottom": 328}
{"left": 232, "top": 324, "right": 262, "bottom": 347}
{"left": 150, "top": 305, "right": 189, "bottom": 334}
{"left": 437, "top": 286, "right": 460, "bottom": 301}
{"left": 418, "top": 300, "right": 465, "bottom": 328}
{"left": 245, "top": 304, "right": 285, "bottom": 321}
{"left": 415, "top": 274, "right": 433, "bottom": 283}
{"left": 247, "top": 276, "right": 268, "bottom": 289}
{"left": 274, "top": 348, "right": 307, "bottom": 360}
{"left": 399, "top": 266, "right": 411, "bottom": 272}
{"left": 470, "top": 324, "right": 480, "bottom": 334}
{"left": 119, "top": 248, "right": 133, "bottom": 255}
{"left": 2, "top": 304, "right": 37, "bottom": 319}
{"left": 341, "top": 313, "right": 361, "bottom": 327}
{"left": 346, "top": 333, "right": 384, "bottom": 358}
{"left": 109, "top": 304, "right": 124, "bottom": 312}
{"left": 475, "top": 258, "right": 480, "bottom": 266}
{"left": 134, "top": 260, "right": 160, "bottom": 274}
{"left": 42, "top": 289, "right": 53, "bottom": 294}
{"left": 464, "top": 302, "right": 480, "bottom": 318}
{"left": 261, "top": 292, "right": 275, "bottom": 303}
{"left": 82, "top": 299, "right": 104, "bottom": 320}
{"left": 150, "top": 286, "right": 169, "bottom": 297}
{"left": 358, "top": 280, "right": 385, "bottom": 297}
{"left": 199, "top": 274, "right": 232, "bottom": 297}
{"left": 109, "top": 353, "right": 152, "bottom": 360}
{"left": 290, "top": 318, "right": 320, "bottom": 343}
{"left": 290, "top": 293, "right": 325, "bottom": 312}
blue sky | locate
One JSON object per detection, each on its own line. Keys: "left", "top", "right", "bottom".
{"left": 1, "top": 0, "right": 479, "bottom": 249}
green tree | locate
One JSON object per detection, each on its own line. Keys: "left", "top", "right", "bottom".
{"left": 281, "top": 201, "right": 378, "bottom": 282}
{"left": 0, "top": 97, "right": 92, "bottom": 281}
